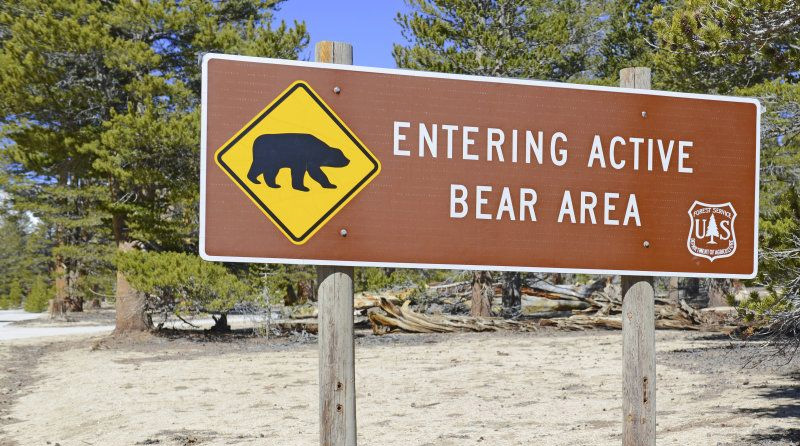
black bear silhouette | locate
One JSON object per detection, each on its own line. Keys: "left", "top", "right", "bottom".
{"left": 247, "top": 133, "right": 350, "bottom": 192}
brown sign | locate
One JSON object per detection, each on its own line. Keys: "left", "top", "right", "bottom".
{"left": 200, "top": 54, "right": 760, "bottom": 278}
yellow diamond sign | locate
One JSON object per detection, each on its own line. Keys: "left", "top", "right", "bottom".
{"left": 214, "top": 81, "right": 381, "bottom": 244}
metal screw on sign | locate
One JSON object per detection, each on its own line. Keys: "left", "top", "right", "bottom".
{"left": 340, "top": 229, "right": 348, "bottom": 237}
{"left": 643, "top": 240, "right": 650, "bottom": 248}
{"left": 641, "top": 111, "right": 647, "bottom": 118}
{"left": 333, "top": 86, "right": 341, "bottom": 94}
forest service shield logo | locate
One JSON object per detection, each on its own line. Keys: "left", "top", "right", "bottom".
{"left": 687, "top": 201, "right": 737, "bottom": 262}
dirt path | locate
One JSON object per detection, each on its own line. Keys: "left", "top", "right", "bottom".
{"left": 1, "top": 329, "right": 798, "bottom": 446}
{"left": 0, "top": 310, "right": 114, "bottom": 342}
{"left": 0, "top": 338, "right": 71, "bottom": 446}
{"left": 0, "top": 309, "right": 270, "bottom": 342}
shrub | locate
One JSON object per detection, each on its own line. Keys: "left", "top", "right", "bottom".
{"left": 354, "top": 267, "right": 453, "bottom": 294}
{"left": 0, "top": 282, "right": 23, "bottom": 309}
{"left": 115, "top": 251, "right": 256, "bottom": 317}
{"left": 24, "top": 277, "right": 51, "bottom": 313}
{"left": 253, "top": 264, "right": 315, "bottom": 305}
{"left": 6, "top": 282, "right": 23, "bottom": 309}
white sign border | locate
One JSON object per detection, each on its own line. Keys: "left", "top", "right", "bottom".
{"left": 199, "top": 53, "right": 761, "bottom": 279}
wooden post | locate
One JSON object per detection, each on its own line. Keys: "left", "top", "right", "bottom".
{"left": 317, "top": 265, "right": 356, "bottom": 446}
{"left": 620, "top": 67, "right": 656, "bottom": 446}
{"left": 315, "top": 41, "right": 357, "bottom": 446}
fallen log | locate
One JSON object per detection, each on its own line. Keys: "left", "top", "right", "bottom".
{"left": 368, "top": 298, "right": 537, "bottom": 334}
{"left": 680, "top": 299, "right": 703, "bottom": 324}
{"left": 317, "top": 277, "right": 709, "bottom": 334}
{"left": 540, "top": 314, "right": 702, "bottom": 331}
{"left": 428, "top": 281, "right": 470, "bottom": 292}
{"left": 354, "top": 291, "right": 403, "bottom": 310}
{"left": 523, "top": 280, "right": 585, "bottom": 299}
{"left": 272, "top": 318, "right": 319, "bottom": 334}
{"left": 521, "top": 296, "right": 590, "bottom": 313}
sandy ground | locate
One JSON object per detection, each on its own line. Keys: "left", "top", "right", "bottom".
{"left": 0, "top": 329, "right": 798, "bottom": 446}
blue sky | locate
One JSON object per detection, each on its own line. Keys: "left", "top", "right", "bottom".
{"left": 273, "top": 0, "right": 411, "bottom": 68}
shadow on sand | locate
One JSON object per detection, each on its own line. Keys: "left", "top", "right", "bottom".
{"left": 737, "top": 371, "right": 800, "bottom": 445}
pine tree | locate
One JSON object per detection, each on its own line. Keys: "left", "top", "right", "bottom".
{"left": 0, "top": 1, "right": 309, "bottom": 331}
{"left": 115, "top": 251, "right": 254, "bottom": 328}
{"left": 7, "top": 282, "right": 22, "bottom": 308}
{"left": 24, "top": 276, "right": 51, "bottom": 313}
{"left": 0, "top": 192, "right": 51, "bottom": 301}
{"left": 597, "top": 0, "right": 672, "bottom": 81}
{"left": 706, "top": 214, "right": 719, "bottom": 244}
{"left": 651, "top": 0, "right": 800, "bottom": 93}
{"left": 3, "top": 174, "right": 114, "bottom": 312}
{"left": 0, "top": 206, "right": 30, "bottom": 297}
{"left": 393, "top": 0, "right": 605, "bottom": 81}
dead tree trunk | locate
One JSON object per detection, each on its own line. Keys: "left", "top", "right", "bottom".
{"left": 470, "top": 271, "right": 493, "bottom": 317}
{"left": 502, "top": 272, "right": 521, "bottom": 317}
{"left": 667, "top": 277, "right": 680, "bottom": 306}
{"left": 707, "top": 279, "right": 732, "bottom": 307}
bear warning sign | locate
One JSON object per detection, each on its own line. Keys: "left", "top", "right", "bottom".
{"left": 200, "top": 54, "right": 760, "bottom": 278}
{"left": 213, "top": 81, "right": 380, "bottom": 244}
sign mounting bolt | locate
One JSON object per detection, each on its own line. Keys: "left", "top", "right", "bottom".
{"left": 643, "top": 240, "right": 650, "bottom": 248}
{"left": 641, "top": 111, "right": 647, "bottom": 118}
{"left": 340, "top": 228, "right": 348, "bottom": 237}
{"left": 333, "top": 86, "right": 341, "bottom": 94}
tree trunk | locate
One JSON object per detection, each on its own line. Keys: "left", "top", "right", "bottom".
{"left": 284, "top": 283, "right": 300, "bottom": 306}
{"left": 65, "top": 268, "right": 83, "bottom": 312}
{"left": 298, "top": 280, "right": 315, "bottom": 303}
{"left": 470, "top": 271, "right": 493, "bottom": 317}
{"left": 211, "top": 313, "right": 231, "bottom": 333}
{"left": 48, "top": 298, "right": 67, "bottom": 318}
{"left": 685, "top": 278, "right": 700, "bottom": 297}
{"left": 502, "top": 272, "right": 521, "bottom": 317}
{"left": 113, "top": 215, "right": 150, "bottom": 333}
{"left": 667, "top": 276, "right": 680, "bottom": 306}
{"left": 66, "top": 296, "right": 84, "bottom": 312}
{"left": 50, "top": 176, "right": 69, "bottom": 319}
{"left": 50, "top": 257, "right": 68, "bottom": 319}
